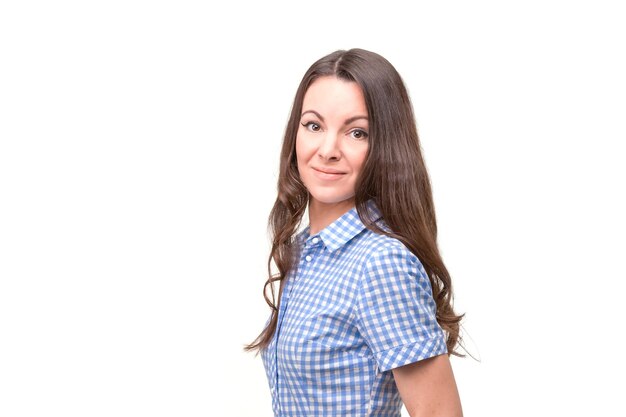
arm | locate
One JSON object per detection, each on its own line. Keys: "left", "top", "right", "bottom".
{"left": 392, "top": 354, "right": 463, "bottom": 417}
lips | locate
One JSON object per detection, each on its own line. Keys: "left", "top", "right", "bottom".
{"left": 312, "top": 166, "right": 346, "bottom": 181}
{"left": 313, "top": 167, "right": 346, "bottom": 175}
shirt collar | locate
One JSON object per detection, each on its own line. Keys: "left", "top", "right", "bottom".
{"left": 298, "top": 200, "right": 382, "bottom": 253}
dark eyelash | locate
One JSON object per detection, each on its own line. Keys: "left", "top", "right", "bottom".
{"left": 301, "top": 121, "right": 321, "bottom": 130}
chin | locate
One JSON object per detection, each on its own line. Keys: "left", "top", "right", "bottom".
{"left": 309, "top": 193, "right": 356, "bottom": 206}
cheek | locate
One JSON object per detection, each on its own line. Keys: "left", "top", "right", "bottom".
{"left": 295, "top": 137, "right": 304, "bottom": 167}
{"left": 295, "top": 135, "right": 313, "bottom": 165}
{"left": 295, "top": 137, "right": 308, "bottom": 177}
{"left": 349, "top": 148, "right": 369, "bottom": 174}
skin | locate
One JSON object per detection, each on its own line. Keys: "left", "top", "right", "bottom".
{"left": 296, "top": 76, "right": 369, "bottom": 235}
{"left": 296, "top": 76, "right": 463, "bottom": 416}
{"left": 393, "top": 354, "right": 463, "bottom": 417}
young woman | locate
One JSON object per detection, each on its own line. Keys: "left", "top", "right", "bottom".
{"left": 247, "top": 48, "right": 464, "bottom": 417}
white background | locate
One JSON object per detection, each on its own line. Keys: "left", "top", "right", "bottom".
{"left": 1, "top": 1, "right": 625, "bottom": 416}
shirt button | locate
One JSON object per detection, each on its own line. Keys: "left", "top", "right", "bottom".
{"left": 305, "top": 255, "right": 312, "bottom": 262}
{"left": 312, "top": 237, "right": 319, "bottom": 244}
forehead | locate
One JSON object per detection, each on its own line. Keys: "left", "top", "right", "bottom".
{"left": 302, "top": 76, "right": 368, "bottom": 118}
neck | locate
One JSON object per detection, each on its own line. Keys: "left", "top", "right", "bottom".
{"left": 308, "top": 198, "right": 356, "bottom": 235}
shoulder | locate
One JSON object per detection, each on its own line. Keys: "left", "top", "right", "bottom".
{"left": 357, "top": 227, "right": 424, "bottom": 275}
{"left": 352, "top": 226, "right": 434, "bottom": 293}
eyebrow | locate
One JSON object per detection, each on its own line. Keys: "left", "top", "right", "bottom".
{"left": 301, "top": 110, "right": 368, "bottom": 125}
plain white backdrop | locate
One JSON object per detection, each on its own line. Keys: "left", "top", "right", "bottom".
{"left": 1, "top": 1, "right": 624, "bottom": 416}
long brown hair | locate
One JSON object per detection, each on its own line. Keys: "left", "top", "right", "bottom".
{"left": 245, "top": 48, "right": 464, "bottom": 356}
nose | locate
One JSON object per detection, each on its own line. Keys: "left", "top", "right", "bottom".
{"left": 317, "top": 131, "right": 341, "bottom": 161}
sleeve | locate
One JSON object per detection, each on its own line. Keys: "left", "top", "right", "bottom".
{"left": 355, "top": 243, "right": 448, "bottom": 372}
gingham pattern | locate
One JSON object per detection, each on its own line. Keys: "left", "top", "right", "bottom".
{"left": 261, "top": 201, "right": 447, "bottom": 416}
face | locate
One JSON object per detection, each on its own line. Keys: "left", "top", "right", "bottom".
{"left": 296, "top": 76, "right": 369, "bottom": 213}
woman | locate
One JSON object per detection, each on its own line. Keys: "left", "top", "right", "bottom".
{"left": 247, "top": 48, "right": 464, "bottom": 417}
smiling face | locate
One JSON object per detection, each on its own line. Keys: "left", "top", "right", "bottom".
{"left": 296, "top": 76, "right": 370, "bottom": 217}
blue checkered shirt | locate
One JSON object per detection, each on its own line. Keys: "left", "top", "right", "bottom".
{"left": 261, "top": 201, "right": 447, "bottom": 416}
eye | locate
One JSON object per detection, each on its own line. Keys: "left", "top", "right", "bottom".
{"left": 301, "top": 122, "right": 321, "bottom": 132}
{"left": 350, "top": 129, "right": 369, "bottom": 140}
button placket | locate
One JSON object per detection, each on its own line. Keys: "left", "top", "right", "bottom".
{"left": 301, "top": 235, "right": 321, "bottom": 265}
{"left": 273, "top": 233, "right": 324, "bottom": 415}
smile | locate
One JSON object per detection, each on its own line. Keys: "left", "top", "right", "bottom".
{"left": 312, "top": 167, "right": 346, "bottom": 181}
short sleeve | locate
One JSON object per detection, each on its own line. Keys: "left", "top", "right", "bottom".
{"left": 355, "top": 243, "right": 448, "bottom": 372}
